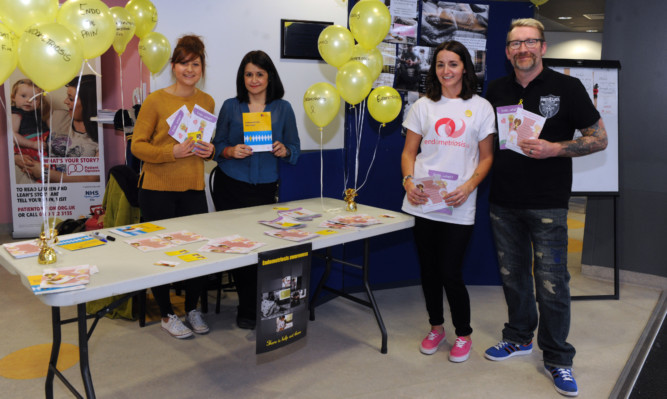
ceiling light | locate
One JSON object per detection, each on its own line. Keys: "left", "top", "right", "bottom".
{"left": 583, "top": 13, "right": 605, "bottom": 20}
{"left": 558, "top": 16, "right": 572, "bottom": 20}
{"left": 586, "top": 30, "right": 599, "bottom": 33}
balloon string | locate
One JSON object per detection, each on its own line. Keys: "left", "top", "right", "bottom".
{"left": 119, "top": 53, "right": 127, "bottom": 165}
{"left": 85, "top": 59, "right": 102, "bottom": 77}
{"left": 356, "top": 123, "right": 382, "bottom": 192}
{"left": 47, "top": 62, "right": 86, "bottom": 233}
{"left": 320, "top": 127, "right": 325, "bottom": 211}
{"left": 353, "top": 105, "right": 360, "bottom": 189}
{"left": 342, "top": 103, "right": 351, "bottom": 194}
{"left": 0, "top": 93, "right": 5, "bottom": 111}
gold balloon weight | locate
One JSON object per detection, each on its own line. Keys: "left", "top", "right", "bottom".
{"left": 38, "top": 229, "right": 59, "bottom": 265}
{"left": 344, "top": 188, "right": 358, "bottom": 212}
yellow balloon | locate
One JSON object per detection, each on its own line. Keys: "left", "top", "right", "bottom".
{"left": 0, "top": 0, "right": 59, "bottom": 37}
{"left": 57, "top": 0, "right": 116, "bottom": 60}
{"left": 318, "top": 25, "right": 354, "bottom": 68}
{"left": 368, "top": 86, "right": 402, "bottom": 125}
{"left": 0, "top": 23, "right": 18, "bottom": 84}
{"left": 349, "top": 1, "right": 391, "bottom": 50}
{"left": 17, "top": 23, "right": 84, "bottom": 92}
{"left": 349, "top": 45, "right": 383, "bottom": 81}
{"left": 336, "top": 61, "right": 373, "bottom": 105}
{"left": 138, "top": 32, "right": 171, "bottom": 74}
{"left": 126, "top": 0, "right": 157, "bottom": 39}
{"left": 530, "top": 0, "right": 550, "bottom": 6}
{"left": 110, "top": 7, "right": 136, "bottom": 56}
{"left": 303, "top": 82, "right": 341, "bottom": 128}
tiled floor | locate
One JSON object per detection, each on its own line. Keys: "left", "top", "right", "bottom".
{"left": 0, "top": 204, "right": 663, "bottom": 398}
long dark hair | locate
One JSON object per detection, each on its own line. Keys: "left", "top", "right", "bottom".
{"left": 425, "top": 41, "right": 477, "bottom": 101}
{"left": 67, "top": 74, "right": 98, "bottom": 143}
{"left": 235, "top": 50, "right": 284, "bottom": 104}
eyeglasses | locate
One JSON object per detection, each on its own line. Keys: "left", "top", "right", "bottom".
{"left": 506, "top": 39, "right": 544, "bottom": 50}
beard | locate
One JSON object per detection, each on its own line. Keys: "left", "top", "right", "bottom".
{"left": 511, "top": 52, "right": 538, "bottom": 71}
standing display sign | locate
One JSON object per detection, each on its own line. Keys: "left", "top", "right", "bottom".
{"left": 256, "top": 243, "right": 311, "bottom": 354}
{"left": 4, "top": 64, "right": 106, "bottom": 238}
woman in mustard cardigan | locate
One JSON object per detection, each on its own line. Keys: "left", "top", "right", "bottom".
{"left": 131, "top": 35, "right": 215, "bottom": 340}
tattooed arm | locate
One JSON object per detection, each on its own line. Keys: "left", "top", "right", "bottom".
{"left": 558, "top": 118, "right": 608, "bottom": 157}
{"left": 519, "top": 118, "right": 608, "bottom": 159}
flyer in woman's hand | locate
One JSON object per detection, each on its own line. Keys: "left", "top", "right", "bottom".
{"left": 412, "top": 176, "right": 450, "bottom": 213}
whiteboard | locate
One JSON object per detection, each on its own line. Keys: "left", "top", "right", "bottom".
{"left": 150, "top": 0, "right": 349, "bottom": 151}
{"left": 546, "top": 59, "right": 620, "bottom": 194}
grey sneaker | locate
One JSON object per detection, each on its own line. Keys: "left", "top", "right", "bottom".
{"left": 187, "top": 309, "right": 209, "bottom": 334}
{"left": 161, "top": 314, "right": 193, "bottom": 339}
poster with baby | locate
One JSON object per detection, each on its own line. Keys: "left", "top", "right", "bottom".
{"left": 3, "top": 64, "right": 106, "bottom": 238}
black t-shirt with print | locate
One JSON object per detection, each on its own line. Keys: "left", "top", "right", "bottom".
{"left": 485, "top": 67, "right": 600, "bottom": 209}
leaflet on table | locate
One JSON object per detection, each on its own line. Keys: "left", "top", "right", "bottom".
{"left": 496, "top": 104, "right": 522, "bottom": 150}
{"left": 125, "top": 236, "right": 176, "bottom": 252}
{"left": 57, "top": 234, "right": 106, "bottom": 251}
{"left": 109, "top": 223, "right": 165, "bottom": 237}
{"left": 28, "top": 265, "right": 99, "bottom": 295}
{"left": 318, "top": 220, "right": 360, "bottom": 231}
{"left": 167, "top": 105, "right": 217, "bottom": 144}
{"left": 157, "top": 230, "right": 207, "bottom": 245}
{"left": 327, "top": 214, "right": 381, "bottom": 227}
{"left": 427, "top": 170, "right": 460, "bottom": 215}
{"left": 242, "top": 112, "right": 273, "bottom": 152}
{"left": 264, "top": 229, "right": 319, "bottom": 242}
{"left": 501, "top": 107, "right": 546, "bottom": 156}
{"left": 259, "top": 215, "right": 306, "bottom": 229}
{"left": 199, "top": 235, "right": 266, "bottom": 254}
{"left": 3, "top": 239, "right": 41, "bottom": 258}
{"left": 277, "top": 207, "right": 322, "bottom": 221}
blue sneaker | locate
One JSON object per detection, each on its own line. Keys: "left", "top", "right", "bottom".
{"left": 484, "top": 340, "right": 533, "bottom": 360}
{"left": 544, "top": 366, "right": 578, "bottom": 396}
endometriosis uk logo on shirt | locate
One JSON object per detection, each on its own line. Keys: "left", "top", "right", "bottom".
{"left": 435, "top": 118, "right": 466, "bottom": 138}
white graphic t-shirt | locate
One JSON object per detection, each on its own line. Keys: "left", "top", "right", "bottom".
{"left": 402, "top": 94, "right": 495, "bottom": 225}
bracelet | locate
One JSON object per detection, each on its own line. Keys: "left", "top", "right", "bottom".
{"left": 402, "top": 175, "right": 413, "bottom": 187}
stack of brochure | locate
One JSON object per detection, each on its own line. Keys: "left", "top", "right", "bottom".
{"left": 3, "top": 239, "right": 41, "bottom": 258}
{"left": 326, "top": 214, "right": 381, "bottom": 227}
{"left": 259, "top": 215, "right": 306, "bottom": 230}
{"left": 199, "top": 235, "right": 266, "bottom": 254}
{"left": 264, "top": 229, "right": 319, "bottom": 242}
{"left": 29, "top": 265, "right": 98, "bottom": 295}
{"left": 277, "top": 207, "right": 321, "bottom": 221}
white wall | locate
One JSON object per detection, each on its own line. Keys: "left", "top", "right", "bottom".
{"left": 151, "top": 0, "right": 349, "bottom": 151}
{"left": 544, "top": 31, "right": 602, "bottom": 60}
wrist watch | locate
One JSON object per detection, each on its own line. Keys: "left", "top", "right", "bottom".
{"left": 402, "top": 175, "right": 413, "bottom": 187}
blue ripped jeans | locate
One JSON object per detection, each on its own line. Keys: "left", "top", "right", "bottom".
{"left": 490, "top": 204, "right": 576, "bottom": 368}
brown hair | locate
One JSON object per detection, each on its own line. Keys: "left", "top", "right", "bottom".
{"left": 171, "top": 35, "right": 206, "bottom": 75}
{"left": 425, "top": 41, "right": 477, "bottom": 101}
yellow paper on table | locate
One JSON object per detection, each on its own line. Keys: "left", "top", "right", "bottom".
{"left": 58, "top": 235, "right": 105, "bottom": 251}
{"left": 242, "top": 112, "right": 273, "bottom": 152}
{"left": 178, "top": 253, "right": 207, "bottom": 262}
{"left": 166, "top": 249, "right": 189, "bottom": 256}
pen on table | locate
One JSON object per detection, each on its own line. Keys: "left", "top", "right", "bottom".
{"left": 89, "top": 233, "right": 106, "bottom": 243}
{"left": 93, "top": 231, "right": 115, "bottom": 241}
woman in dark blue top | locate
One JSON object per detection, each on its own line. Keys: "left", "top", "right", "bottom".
{"left": 212, "top": 50, "right": 300, "bottom": 329}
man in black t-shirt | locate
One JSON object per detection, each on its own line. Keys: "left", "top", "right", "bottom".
{"left": 483, "top": 18, "right": 607, "bottom": 398}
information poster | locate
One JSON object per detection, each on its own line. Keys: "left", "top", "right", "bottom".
{"left": 4, "top": 63, "right": 105, "bottom": 237}
{"left": 256, "top": 243, "right": 311, "bottom": 354}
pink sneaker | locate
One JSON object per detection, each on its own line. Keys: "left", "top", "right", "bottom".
{"left": 420, "top": 328, "right": 446, "bottom": 355}
{"left": 449, "top": 336, "right": 472, "bottom": 362}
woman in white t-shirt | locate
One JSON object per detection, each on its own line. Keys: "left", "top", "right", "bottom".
{"left": 401, "top": 40, "right": 495, "bottom": 363}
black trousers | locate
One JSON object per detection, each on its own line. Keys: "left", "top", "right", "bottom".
{"left": 139, "top": 188, "right": 208, "bottom": 317}
{"left": 413, "top": 216, "right": 474, "bottom": 337}
{"left": 212, "top": 168, "right": 278, "bottom": 320}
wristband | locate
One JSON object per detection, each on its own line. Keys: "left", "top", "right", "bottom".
{"left": 402, "top": 175, "right": 413, "bottom": 187}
